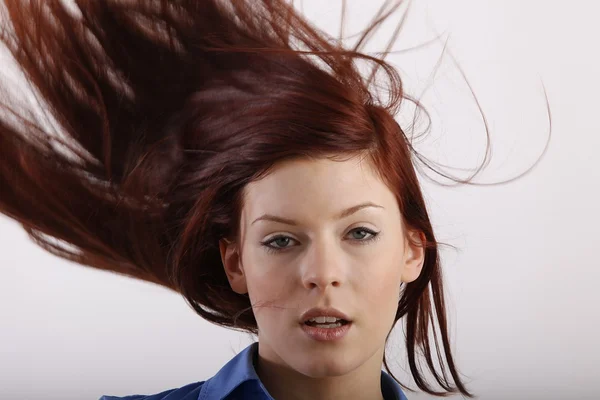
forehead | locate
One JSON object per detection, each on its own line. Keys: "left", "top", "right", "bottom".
{"left": 242, "top": 156, "right": 398, "bottom": 219}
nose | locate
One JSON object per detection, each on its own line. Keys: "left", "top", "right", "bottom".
{"left": 300, "top": 237, "right": 345, "bottom": 291}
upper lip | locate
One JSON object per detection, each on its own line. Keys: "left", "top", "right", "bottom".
{"left": 300, "top": 307, "right": 352, "bottom": 323}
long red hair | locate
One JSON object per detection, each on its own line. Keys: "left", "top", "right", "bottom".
{"left": 0, "top": 0, "right": 551, "bottom": 396}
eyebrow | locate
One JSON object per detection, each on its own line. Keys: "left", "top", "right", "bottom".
{"left": 251, "top": 201, "right": 384, "bottom": 226}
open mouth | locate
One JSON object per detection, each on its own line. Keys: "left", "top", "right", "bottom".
{"left": 304, "top": 319, "right": 350, "bottom": 328}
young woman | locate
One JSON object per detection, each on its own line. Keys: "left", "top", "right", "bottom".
{"left": 0, "top": 0, "right": 547, "bottom": 398}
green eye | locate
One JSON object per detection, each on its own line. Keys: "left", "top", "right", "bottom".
{"left": 350, "top": 229, "right": 371, "bottom": 240}
{"left": 272, "top": 237, "right": 291, "bottom": 248}
{"left": 261, "top": 227, "right": 380, "bottom": 254}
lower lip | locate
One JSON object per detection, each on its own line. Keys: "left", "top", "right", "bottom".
{"left": 300, "top": 322, "right": 352, "bottom": 341}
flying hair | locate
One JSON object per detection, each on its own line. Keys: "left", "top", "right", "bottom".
{"left": 0, "top": 0, "right": 551, "bottom": 396}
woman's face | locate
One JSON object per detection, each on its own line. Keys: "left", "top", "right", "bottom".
{"left": 219, "top": 156, "right": 424, "bottom": 379}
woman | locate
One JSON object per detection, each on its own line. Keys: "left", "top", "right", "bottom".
{"left": 0, "top": 0, "right": 547, "bottom": 398}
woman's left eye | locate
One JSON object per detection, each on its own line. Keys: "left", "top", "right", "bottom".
{"left": 349, "top": 228, "right": 376, "bottom": 241}
{"left": 260, "top": 227, "right": 380, "bottom": 254}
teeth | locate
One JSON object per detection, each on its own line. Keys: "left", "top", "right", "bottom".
{"left": 308, "top": 316, "right": 341, "bottom": 323}
{"left": 313, "top": 323, "right": 342, "bottom": 328}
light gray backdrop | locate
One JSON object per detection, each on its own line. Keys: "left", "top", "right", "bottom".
{"left": 1, "top": 1, "right": 597, "bottom": 399}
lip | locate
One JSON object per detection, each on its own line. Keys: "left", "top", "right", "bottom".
{"left": 299, "top": 306, "right": 352, "bottom": 324}
{"left": 301, "top": 321, "right": 352, "bottom": 342}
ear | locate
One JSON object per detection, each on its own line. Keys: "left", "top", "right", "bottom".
{"left": 218, "top": 238, "right": 248, "bottom": 295}
{"left": 400, "top": 230, "right": 426, "bottom": 283}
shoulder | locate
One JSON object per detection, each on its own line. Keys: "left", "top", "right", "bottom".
{"left": 99, "top": 380, "right": 205, "bottom": 400}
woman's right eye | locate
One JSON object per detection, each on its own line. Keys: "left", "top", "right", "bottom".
{"left": 261, "top": 235, "right": 296, "bottom": 254}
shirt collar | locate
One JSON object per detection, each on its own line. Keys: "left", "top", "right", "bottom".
{"left": 199, "top": 342, "right": 269, "bottom": 400}
{"left": 199, "top": 342, "right": 406, "bottom": 400}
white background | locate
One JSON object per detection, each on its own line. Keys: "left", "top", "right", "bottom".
{"left": 1, "top": 1, "right": 598, "bottom": 399}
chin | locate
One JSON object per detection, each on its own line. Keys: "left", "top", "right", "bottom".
{"left": 292, "top": 351, "right": 361, "bottom": 378}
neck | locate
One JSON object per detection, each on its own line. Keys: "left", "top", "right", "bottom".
{"left": 254, "top": 346, "right": 386, "bottom": 400}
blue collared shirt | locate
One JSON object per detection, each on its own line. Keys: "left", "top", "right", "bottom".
{"left": 100, "top": 342, "right": 408, "bottom": 400}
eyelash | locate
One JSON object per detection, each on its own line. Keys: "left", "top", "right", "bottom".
{"left": 260, "top": 227, "right": 381, "bottom": 255}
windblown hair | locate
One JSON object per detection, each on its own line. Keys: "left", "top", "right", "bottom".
{"left": 0, "top": 0, "right": 551, "bottom": 396}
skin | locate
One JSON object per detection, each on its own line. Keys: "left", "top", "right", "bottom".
{"left": 219, "top": 155, "right": 425, "bottom": 400}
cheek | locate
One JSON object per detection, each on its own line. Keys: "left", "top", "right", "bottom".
{"left": 244, "top": 255, "right": 290, "bottom": 300}
{"left": 359, "top": 251, "right": 403, "bottom": 313}
{"left": 362, "top": 269, "right": 400, "bottom": 303}
{"left": 245, "top": 278, "right": 279, "bottom": 331}
{"left": 359, "top": 272, "right": 401, "bottom": 337}
{"left": 243, "top": 265, "right": 294, "bottom": 326}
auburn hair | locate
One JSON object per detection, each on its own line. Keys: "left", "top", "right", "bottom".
{"left": 0, "top": 0, "right": 551, "bottom": 396}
